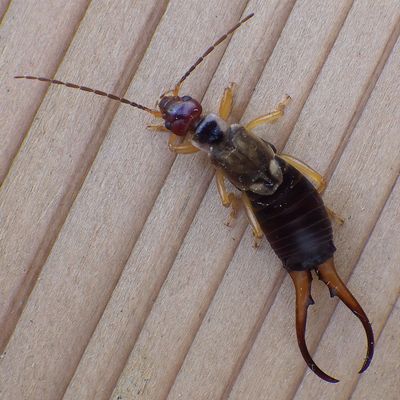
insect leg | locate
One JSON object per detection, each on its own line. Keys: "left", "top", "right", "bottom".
{"left": 326, "top": 207, "right": 345, "bottom": 225}
{"left": 147, "top": 124, "right": 170, "bottom": 132}
{"left": 215, "top": 169, "right": 241, "bottom": 226}
{"left": 244, "top": 95, "right": 291, "bottom": 130}
{"left": 168, "top": 134, "right": 200, "bottom": 154}
{"left": 242, "top": 193, "right": 264, "bottom": 247}
{"left": 278, "top": 154, "right": 326, "bottom": 194}
{"left": 215, "top": 175, "right": 263, "bottom": 246}
{"left": 219, "top": 82, "right": 236, "bottom": 120}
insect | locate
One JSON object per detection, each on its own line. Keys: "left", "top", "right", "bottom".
{"left": 15, "top": 13, "right": 374, "bottom": 383}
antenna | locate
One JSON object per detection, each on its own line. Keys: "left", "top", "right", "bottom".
{"left": 16, "top": 14, "right": 254, "bottom": 114}
{"left": 172, "top": 13, "right": 254, "bottom": 96}
{"left": 14, "top": 75, "right": 161, "bottom": 117}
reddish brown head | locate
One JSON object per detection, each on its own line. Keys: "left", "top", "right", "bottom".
{"left": 155, "top": 13, "right": 254, "bottom": 136}
{"left": 158, "top": 95, "right": 202, "bottom": 136}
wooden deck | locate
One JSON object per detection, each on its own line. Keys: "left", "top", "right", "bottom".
{"left": 1, "top": 1, "right": 399, "bottom": 399}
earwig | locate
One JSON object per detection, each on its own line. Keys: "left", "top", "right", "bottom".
{"left": 15, "top": 12, "right": 374, "bottom": 383}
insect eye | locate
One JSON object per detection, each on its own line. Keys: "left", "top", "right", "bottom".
{"left": 181, "top": 95, "right": 192, "bottom": 101}
{"left": 164, "top": 121, "right": 172, "bottom": 130}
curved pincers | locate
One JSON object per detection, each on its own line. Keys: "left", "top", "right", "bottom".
{"left": 289, "top": 270, "right": 339, "bottom": 383}
{"left": 316, "top": 259, "right": 374, "bottom": 376}
{"left": 289, "top": 259, "right": 374, "bottom": 383}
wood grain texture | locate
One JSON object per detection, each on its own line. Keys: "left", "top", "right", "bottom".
{"left": 0, "top": 1, "right": 399, "bottom": 399}
{"left": 352, "top": 295, "right": 400, "bottom": 400}
{"left": 0, "top": 0, "right": 90, "bottom": 183}
{"left": 0, "top": 0, "right": 10, "bottom": 21}
{"left": 0, "top": 0, "right": 168, "bottom": 352}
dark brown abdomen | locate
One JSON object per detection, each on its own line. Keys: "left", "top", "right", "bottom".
{"left": 246, "top": 158, "right": 335, "bottom": 271}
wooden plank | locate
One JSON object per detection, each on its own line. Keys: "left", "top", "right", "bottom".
{"left": 166, "top": 1, "right": 355, "bottom": 399}
{"left": 0, "top": 0, "right": 10, "bottom": 20}
{"left": 0, "top": 0, "right": 170, "bottom": 397}
{"left": 0, "top": 0, "right": 168, "bottom": 352}
{"left": 0, "top": 1, "right": 258, "bottom": 399}
{"left": 293, "top": 178, "right": 400, "bottom": 399}
{"left": 243, "top": 0, "right": 353, "bottom": 150}
{"left": 228, "top": 20, "right": 400, "bottom": 399}
{"left": 284, "top": 0, "right": 400, "bottom": 174}
{"left": 351, "top": 296, "right": 400, "bottom": 400}
{"left": 0, "top": 0, "right": 90, "bottom": 183}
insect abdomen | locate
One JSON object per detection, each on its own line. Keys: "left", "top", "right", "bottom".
{"left": 246, "top": 158, "right": 335, "bottom": 271}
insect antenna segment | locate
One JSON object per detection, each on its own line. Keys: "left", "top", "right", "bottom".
{"left": 168, "top": 12, "right": 254, "bottom": 97}
{"left": 14, "top": 75, "right": 161, "bottom": 117}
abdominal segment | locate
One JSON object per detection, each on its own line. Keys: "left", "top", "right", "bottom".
{"left": 246, "top": 159, "right": 335, "bottom": 271}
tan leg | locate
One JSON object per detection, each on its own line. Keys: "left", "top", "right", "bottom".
{"left": 216, "top": 171, "right": 264, "bottom": 246}
{"left": 215, "top": 169, "right": 241, "bottom": 226}
{"left": 278, "top": 153, "right": 326, "bottom": 194}
{"left": 245, "top": 95, "right": 291, "bottom": 131}
{"left": 159, "top": 88, "right": 177, "bottom": 99}
{"left": 242, "top": 193, "right": 264, "bottom": 247}
{"left": 219, "top": 82, "right": 235, "bottom": 121}
{"left": 147, "top": 124, "right": 169, "bottom": 132}
{"left": 326, "top": 207, "right": 345, "bottom": 225}
{"left": 173, "top": 83, "right": 181, "bottom": 97}
{"left": 168, "top": 134, "right": 199, "bottom": 154}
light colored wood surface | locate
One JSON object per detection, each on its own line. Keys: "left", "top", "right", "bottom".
{"left": 0, "top": 1, "right": 399, "bottom": 399}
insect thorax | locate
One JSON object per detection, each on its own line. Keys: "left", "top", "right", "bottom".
{"left": 192, "top": 118, "right": 283, "bottom": 195}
